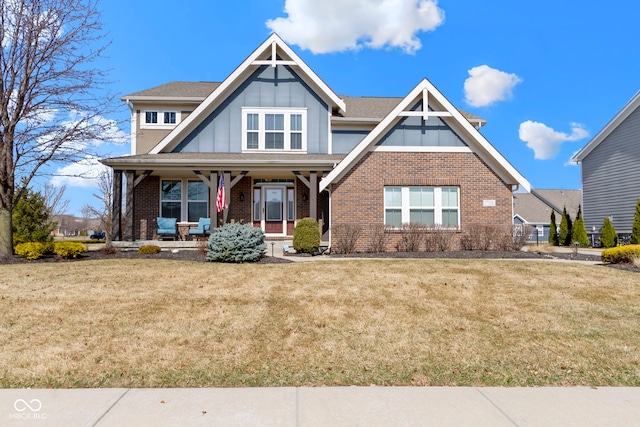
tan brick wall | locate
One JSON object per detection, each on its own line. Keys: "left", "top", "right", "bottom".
{"left": 330, "top": 151, "right": 513, "bottom": 252}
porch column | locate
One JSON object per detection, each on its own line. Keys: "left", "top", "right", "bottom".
{"left": 111, "top": 170, "right": 122, "bottom": 241}
{"left": 309, "top": 171, "right": 318, "bottom": 220}
{"left": 209, "top": 171, "right": 218, "bottom": 228}
{"left": 124, "top": 170, "right": 135, "bottom": 241}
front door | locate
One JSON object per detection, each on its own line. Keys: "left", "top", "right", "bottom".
{"left": 264, "top": 187, "right": 284, "bottom": 234}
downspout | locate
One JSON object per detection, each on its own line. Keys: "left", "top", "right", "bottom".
{"left": 125, "top": 99, "right": 136, "bottom": 155}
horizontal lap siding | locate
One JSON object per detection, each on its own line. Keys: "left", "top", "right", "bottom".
{"left": 582, "top": 106, "right": 640, "bottom": 234}
{"left": 330, "top": 151, "right": 512, "bottom": 252}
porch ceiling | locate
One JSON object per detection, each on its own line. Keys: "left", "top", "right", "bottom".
{"left": 101, "top": 152, "right": 346, "bottom": 172}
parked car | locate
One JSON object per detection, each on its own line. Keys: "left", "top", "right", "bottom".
{"left": 90, "top": 231, "right": 105, "bottom": 240}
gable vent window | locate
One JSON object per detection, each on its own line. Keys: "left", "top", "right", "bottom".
{"left": 242, "top": 108, "right": 307, "bottom": 152}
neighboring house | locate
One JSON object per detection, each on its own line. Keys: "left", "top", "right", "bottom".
{"left": 102, "top": 34, "right": 531, "bottom": 251}
{"left": 513, "top": 189, "right": 581, "bottom": 243}
{"left": 572, "top": 91, "right": 640, "bottom": 236}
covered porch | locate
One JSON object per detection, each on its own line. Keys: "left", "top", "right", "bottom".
{"left": 102, "top": 153, "right": 344, "bottom": 242}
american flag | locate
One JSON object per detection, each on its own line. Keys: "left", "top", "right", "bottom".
{"left": 215, "top": 175, "right": 227, "bottom": 213}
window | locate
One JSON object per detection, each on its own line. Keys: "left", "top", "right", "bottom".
{"left": 164, "top": 111, "right": 176, "bottom": 124}
{"left": 384, "top": 186, "right": 459, "bottom": 228}
{"left": 145, "top": 111, "right": 158, "bottom": 124}
{"left": 161, "top": 180, "right": 182, "bottom": 221}
{"left": 161, "top": 179, "right": 210, "bottom": 222}
{"left": 242, "top": 108, "right": 307, "bottom": 152}
{"left": 142, "top": 110, "right": 179, "bottom": 128}
{"left": 187, "top": 180, "right": 208, "bottom": 222}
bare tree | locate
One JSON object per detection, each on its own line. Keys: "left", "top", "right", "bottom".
{"left": 43, "top": 183, "right": 69, "bottom": 216}
{"left": 81, "top": 169, "right": 112, "bottom": 242}
{"left": 0, "top": 0, "right": 116, "bottom": 256}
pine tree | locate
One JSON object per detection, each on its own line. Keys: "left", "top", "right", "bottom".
{"left": 630, "top": 199, "right": 640, "bottom": 245}
{"left": 12, "top": 187, "right": 56, "bottom": 246}
{"left": 572, "top": 205, "right": 589, "bottom": 247}
{"left": 548, "top": 211, "right": 559, "bottom": 246}
{"left": 600, "top": 217, "right": 618, "bottom": 248}
{"left": 559, "top": 206, "right": 572, "bottom": 246}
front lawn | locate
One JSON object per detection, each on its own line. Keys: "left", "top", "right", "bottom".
{"left": 1, "top": 259, "right": 638, "bottom": 387}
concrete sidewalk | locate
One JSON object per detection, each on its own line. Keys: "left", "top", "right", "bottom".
{"left": 3, "top": 387, "right": 639, "bottom": 426}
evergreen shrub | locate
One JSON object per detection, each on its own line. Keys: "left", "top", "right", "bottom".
{"left": 54, "top": 242, "right": 87, "bottom": 259}
{"left": 631, "top": 199, "right": 640, "bottom": 245}
{"left": 293, "top": 217, "right": 320, "bottom": 254}
{"left": 207, "top": 223, "right": 265, "bottom": 263}
{"left": 14, "top": 242, "right": 53, "bottom": 260}
{"left": 548, "top": 211, "right": 559, "bottom": 246}
{"left": 600, "top": 217, "right": 618, "bottom": 248}
{"left": 601, "top": 245, "right": 640, "bottom": 264}
{"left": 572, "top": 205, "right": 589, "bottom": 247}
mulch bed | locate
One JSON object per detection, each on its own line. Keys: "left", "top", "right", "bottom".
{"left": 2, "top": 249, "right": 639, "bottom": 272}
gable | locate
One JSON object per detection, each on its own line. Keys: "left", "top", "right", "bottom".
{"left": 172, "top": 64, "right": 329, "bottom": 154}
{"left": 320, "top": 79, "right": 531, "bottom": 192}
{"left": 375, "top": 101, "right": 467, "bottom": 148}
{"left": 573, "top": 90, "right": 640, "bottom": 162}
{"left": 149, "top": 33, "right": 345, "bottom": 155}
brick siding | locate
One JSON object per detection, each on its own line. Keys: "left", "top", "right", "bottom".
{"left": 330, "top": 151, "right": 513, "bottom": 252}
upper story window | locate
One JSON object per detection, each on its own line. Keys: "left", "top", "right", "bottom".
{"left": 142, "top": 110, "right": 180, "bottom": 129}
{"left": 242, "top": 108, "right": 307, "bottom": 152}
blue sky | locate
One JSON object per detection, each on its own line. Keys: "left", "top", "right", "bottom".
{"left": 45, "top": 0, "right": 640, "bottom": 215}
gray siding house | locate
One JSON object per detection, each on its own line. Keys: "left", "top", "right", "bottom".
{"left": 572, "top": 91, "right": 640, "bottom": 236}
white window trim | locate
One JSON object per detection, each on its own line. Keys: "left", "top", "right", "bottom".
{"left": 160, "top": 179, "right": 209, "bottom": 223}
{"left": 384, "top": 186, "right": 460, "bottom": 229}
{"left": 242, "top": 107, "right": 307, "bottom": 153}
{"left": 142, "top": 109, "right": 181, "bottom": 129}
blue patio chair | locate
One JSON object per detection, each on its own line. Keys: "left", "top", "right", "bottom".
{"left": 188, "top": 217, "right": 211, "bottom": 239}
{"left": 156, "top": 217, "right": 178, "bottom": 240}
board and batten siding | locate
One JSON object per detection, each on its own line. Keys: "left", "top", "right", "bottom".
{"left": 581, "top": 105, "right": 640, "bottom": 234}
{"left": 173, "top": 65, "right": 329, "bottom": 154}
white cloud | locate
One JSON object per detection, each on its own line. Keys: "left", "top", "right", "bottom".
{"left": 464, "top": 65, "right": 522, "bottom": 107}
{"left": 37, "top": 112, "right": 128, "bottom": 154}
{"left": 519, "top": 121, "right": 589, "bottom": 160}
{"left": 266, "top": 0, "right": 444, "bottom": 54}
{"left": 50, "top": 155, "right": 110, "bottom": 188}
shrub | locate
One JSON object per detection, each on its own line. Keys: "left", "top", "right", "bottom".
{"left": 207, "top": 223, "right": 265, "bottom": 263}
{"left": 54, "top": 242, "right": 87, "bottom": 259}
{"left": 600, "top": 217, "right": 618, "bottom": 248}
{"left": 293, "top": 217, "right": 320, "bottom": 254}
{"left": 12, "top": 187, "right": 56, "bottom": 246}
{"left": 461, "top": 224, "right": 497, "bottom": 251}
{"left": 559, "top": 206, "right": 572, "bottom": 246}
{"left": 424, "top": 224, "right": 455, "bottom": 252}
{"left": 572, "top": 205, "right": 589, "bottom": 247}
{"left": 332, "top": 223, "right": 362, "bottom": 254}
{"left": 102, "top": 245, "right": 120, "bottom": 255}
{"left": 14, "top": 242, "right": 53, "bottom": 260}
{"left": 548, "top": 211, "right": 559, "bottom": 246}
{"left": 494, "top": 224, "right": 532, "bottom": 251}
{"left": 398, "top": 222, "right": 427, "bottom": 252}
{"left": 601, "top": 245, "right": 640, "bottom": 264}
{"left": 631, "top": 199, "right": 640, "bottom": 245}
{"left": 368, "top": 224, "right": 389, "bottom": 253}
{"left": 138, "top": 245, "right": 161, "bottom": 255}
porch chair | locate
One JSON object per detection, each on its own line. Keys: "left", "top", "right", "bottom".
{"left": 156, "top": 217, "right": 178, "bottom": 240}
{"left": 188, "top": 217, "right": 211, "bottom": 240}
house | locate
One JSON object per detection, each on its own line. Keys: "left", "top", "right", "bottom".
{"left": 513, "top": 189, "right": 581, "bottom": 243}
{"left": 102, "top": 34, "right": 531, "bottom": 251}
{"left": 572, "top": 91, "right": 640, "bottom": 237}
